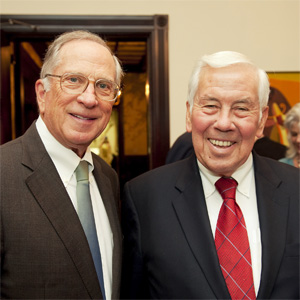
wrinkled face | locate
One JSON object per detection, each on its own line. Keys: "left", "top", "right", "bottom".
{"left": 186, "top": 64, "right": 268, "bottom": 177}
{"left": 36, "top": 40, "right": 116, "bottom": 157}
{"left": 289, "top": 122, "right": 300, "bottom": 156}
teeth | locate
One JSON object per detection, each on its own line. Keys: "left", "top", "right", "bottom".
{"left": 210, "top": 139, "right": 233, "bottom": 147}
{"left": 73, "top": 114, "right": 90, "bottom": 120}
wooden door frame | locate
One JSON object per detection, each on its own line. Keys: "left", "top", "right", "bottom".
{"left": 0, "top": 14, "right": 169, "bottom": 169}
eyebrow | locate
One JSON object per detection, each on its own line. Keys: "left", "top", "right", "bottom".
{"left": 199, "top": 96, "right": 253, "bottom": 104}
{"left": 197, "top": 96, "right": 219, "bottom": 102}
{"left": 64, "top": 72, "right": 114, "bottom": 82}
{"left": 233, "top": 98, "right": 254, "bottom": 105}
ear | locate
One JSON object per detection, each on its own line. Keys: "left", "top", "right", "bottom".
{"left": 35, "top": 79, "right": 46, "bottom": 115}
{"left": 186, "top": 101, "right": 192, "bottom": 132}
{"left": 256, "top": 106, "right": 269, "bottom": 139}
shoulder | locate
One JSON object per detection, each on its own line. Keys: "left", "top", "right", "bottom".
{"left": 0, "top": 134, "right": 23, "bottom": 153}
{"left": 253, "top": 154, "right": 299, "bottom": 213}
{"left": 0, "top": 121, "right": 40, "bottom": 157}
{"left": 165, "top": 132, "right": 193, "bottom": 164}
{"left": 0, "top": 135, "right": 24, "bottom": 169}
{"left": 126, "top": 156, "right": 195, "bottom": 191}
{"left": 254, "top": 153, "right": 299, "bottom": 184}
{"left": 175, "top": 132, "right": 192, "bottom": 143}
{"left": 253, "top": 137, "right": 287, "bottom": 160}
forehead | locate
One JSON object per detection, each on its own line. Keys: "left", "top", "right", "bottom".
{"left": 55, "top": 40, "right": 115, "bottom": 75}
{"left": 198, "top": 64, "right": 258, "bottom": 95}
{"left": 290, "top": 121, "right": 300, "bottom": 132}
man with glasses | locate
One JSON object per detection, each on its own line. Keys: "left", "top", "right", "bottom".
{"left": 1, "top": 30, "right": 123, "bottom": 299}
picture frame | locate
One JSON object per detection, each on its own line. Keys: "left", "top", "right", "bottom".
{"left": 265, "top": 72, "right": 300, "bottom": 145}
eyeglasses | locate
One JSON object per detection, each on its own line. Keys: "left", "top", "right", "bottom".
{"left": 44, "top": 73, "right": 120, "bottom": 102}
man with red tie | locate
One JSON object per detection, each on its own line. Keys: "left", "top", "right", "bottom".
{"left": 121, "top": 51, "right": 299, "bottom": 299}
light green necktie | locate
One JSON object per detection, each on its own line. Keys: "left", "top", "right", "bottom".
{"left": 75, "top": 160, "right": 106, "bottom": 299}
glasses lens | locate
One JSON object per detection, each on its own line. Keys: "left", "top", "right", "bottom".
{"left": 95, "top": 79, "right": 119, "bottom": 101}
{"left": 61, "top": 74, "right": 88, "bottom": 94}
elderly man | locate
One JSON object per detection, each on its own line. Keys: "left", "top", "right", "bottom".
{"left": 121, "top": 51, "right": 299, "bottom": 299}
{"left": 1, "top": 30, "right": 123, "bottom": 299}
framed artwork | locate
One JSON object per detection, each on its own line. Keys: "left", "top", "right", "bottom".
{"left": 265, "top": 72, "right": 300, "bottom": 145}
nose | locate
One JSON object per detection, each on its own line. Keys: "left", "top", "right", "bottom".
{"left": 214, "top": 108, "right": 234, "bottom": 131}
{"left": 77, "top": 82, "right": 98, "bottom": 108}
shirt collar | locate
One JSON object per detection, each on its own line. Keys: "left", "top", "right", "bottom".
{"left": 36, "top": 116, "right": 94, "bottom": 182}
{"left": 197, "top": 153, "right": 253, "bottom": 198}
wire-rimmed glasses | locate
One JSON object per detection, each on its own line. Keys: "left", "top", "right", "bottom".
{"left": 44, "top": 73, "right": 120, "bottom": 102}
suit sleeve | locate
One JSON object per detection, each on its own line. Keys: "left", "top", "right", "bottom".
{"left": 121, "top": 182, "right": 150, "bottom": 299}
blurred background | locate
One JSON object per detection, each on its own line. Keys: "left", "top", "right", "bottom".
{"left": 1, "top": 0, "right": 299, "bottom": 184}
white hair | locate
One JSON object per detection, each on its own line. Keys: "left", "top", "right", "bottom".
{"left": 284, "top": 103, "right": 300, "bottom": 159}
{"left": 187, "top": 51, "right": 270, "bottom": 119}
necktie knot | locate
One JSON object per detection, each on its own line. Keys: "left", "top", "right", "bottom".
{"left": 215, "top": 177, "right": 237, "bottom": 201}
{"left": 75, "top": 160, "right": 89, "bottom": 182}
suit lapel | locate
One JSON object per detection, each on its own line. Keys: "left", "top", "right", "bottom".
{"left": 172, "top": 155, "right": 231, "bottom": 299}
{"left": 22, "top": 124, "right": 102, "bottom": 299}
{"left": 253, "top": 154, "right": 290, "bottom": 299}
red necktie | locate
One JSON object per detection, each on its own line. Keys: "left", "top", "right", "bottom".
{"left": 215, "top": 177, "right": 256, "bottom": 300}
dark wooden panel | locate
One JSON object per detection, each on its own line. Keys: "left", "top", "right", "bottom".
{"left": 0, "top": 14, "right": 169, "bottom": 170}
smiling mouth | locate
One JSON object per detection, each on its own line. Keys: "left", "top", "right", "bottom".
{"left": 209, "top": 139, "right": 235, "bottom": 147}
{"left": 71, "top": 114, "right": 95, "bottom": 121}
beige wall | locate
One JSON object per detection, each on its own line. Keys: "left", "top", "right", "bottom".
{"left": 1, "top": 0, "right": 299, "bottom": 144}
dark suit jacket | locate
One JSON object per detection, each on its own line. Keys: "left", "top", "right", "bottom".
{"left": 0, "top": 122, "right": 122, "bottom": 299}
{"left": 253, "top": 136, "right": 287, "bottom": 160}
{"left": 121, "top": 153, "right": 299, "bottom": 299}
{"left": 165, "top": 131, "right": 194, "bottom": 164}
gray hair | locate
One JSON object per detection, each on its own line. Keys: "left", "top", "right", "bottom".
{"left": 187, "top": 51, "right": 270, "bottom": 119}
{"left": 41, "top": 30, "right": 123, "bottom": 91}
{"left": 284, "top": 102, "right": 300, "bottom": 159}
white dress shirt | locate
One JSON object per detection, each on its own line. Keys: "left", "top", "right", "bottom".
{"left": 198, "top": 154, "right": 261, "bottom": 295}
{"left": 36, "top": 116, "right": 113, "bottom": 300}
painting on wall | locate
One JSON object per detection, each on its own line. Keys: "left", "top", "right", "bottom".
{"left": 265, "top": 72, "right": 300, "bottom": 146}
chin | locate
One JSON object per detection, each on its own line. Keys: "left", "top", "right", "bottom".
{"left": 208, "top": 162, "right": 235, "bottom": 176}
